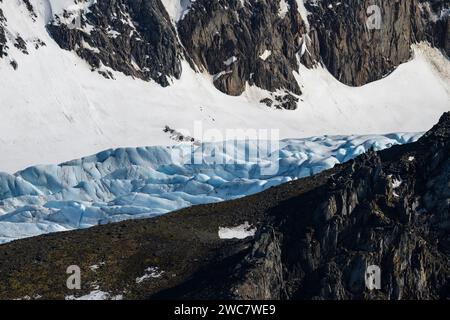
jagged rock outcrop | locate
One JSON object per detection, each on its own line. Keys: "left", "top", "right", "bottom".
{"left": 179, "top": 0, "right": 449, "bottom": 92}
{"left": 304, "top": 0, "right": 449, "bottom": 86}
{"left": 47, "top": 0, "right": 183, "bottom": 85}
{"left": 0, "top": 113, "right": 449, "bottom": 300}
{"left": 178, "top": 0, "right": 307, "bottom": 96}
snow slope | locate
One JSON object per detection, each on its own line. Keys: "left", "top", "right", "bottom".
{"left": 161, "top": 0, "right": 192, "bottom": 22}
{"left": 0, "top": 133, "right": 421, "bottom": 243}
{"left": 0, "top": 1, "right": 448, "bottom": 173}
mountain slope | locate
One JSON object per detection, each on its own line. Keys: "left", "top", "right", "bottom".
{"left": 0, "top": 0, "right": 449, "bottom": 173}
{"left": 0, "top": 112, "right": 448, "bottom": 300}
{"left": 25, "top": 0, "right": 450, "bottom": 94}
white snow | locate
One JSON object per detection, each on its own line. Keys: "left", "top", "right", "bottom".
{"left": 218, "top": 221, "right": 256, "bottom": 239}
{"left": 135, "top": 267, "right": 164, "bottom": 284}
{"left": 223, "top": 56, "right": 238, "bottom": 66}
{"left": 392, "top": 178, "right": 403, "bottom": 189}
{"left": 89, "top": 264, "right": 100, "bottom": 271}
{"left": 47, "top": 0, "right": 97, "bottom": 29}
{"left": 65, "top": 290, "right": 123, "bottom": 300}
{"left": 48, "top": 0, "right": 97, "bottom": 17}
{"left": 296, "top": 0, "right": 310, "bottom": 30}
{"left": 259, "top": 50, "right": 272, "bottom": 61}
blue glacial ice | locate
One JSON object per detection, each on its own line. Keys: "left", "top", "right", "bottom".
{"left": 0, "top": 133, "right": 422, "bottom": 243}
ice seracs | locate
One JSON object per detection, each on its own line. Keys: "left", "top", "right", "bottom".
{"left": 0, "top": 132, "right": 423, "bottom": 244}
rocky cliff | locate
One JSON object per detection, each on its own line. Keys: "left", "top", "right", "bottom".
{"left": 0, "top": 112, "right": 448, "bottom": 300}
{"left": 47, "top": 0, "right": 183, "bottom": 86}
{"left": 178, "top": 0, "right": 307, "bottom": 96}
{"left": 305, "top": 0, "right": 450, "bottom": 86}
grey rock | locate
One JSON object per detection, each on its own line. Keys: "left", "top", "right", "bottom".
{"left": 47, "top": 0, "right": 183, "bottom": 87}
{"left": 305, "top": 0, "right": 449, "bottom": 86}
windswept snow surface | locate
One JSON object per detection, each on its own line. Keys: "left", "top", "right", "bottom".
{"left": 0, "top": 1, "right": 448, "bottom": 173}
{"left": 0, "top": 133, "right": 421, "bottom": 243}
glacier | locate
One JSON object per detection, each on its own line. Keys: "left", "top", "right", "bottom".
{"left": 0, "top": 133, "right": 421, "bottom": 243}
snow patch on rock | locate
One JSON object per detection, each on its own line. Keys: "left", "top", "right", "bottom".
{"left": 136, "top": 267, "right": 164, "bottom": 284}
{"left": 66, "top": 290, "right": 123, "bottom": 300}
{"left": 219, "top": 221, "right": 256, "bottom": 239}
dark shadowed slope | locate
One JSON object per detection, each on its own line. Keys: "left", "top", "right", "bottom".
{"left": 0, "top": 113, "right": 449, "bottom": 300}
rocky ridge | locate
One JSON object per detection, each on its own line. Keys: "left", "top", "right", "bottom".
{"left": 305, "top": 0, "right": 450, "bottom": 86}
{"left": 178, "top": 0, "right": 308, "bottom": 96}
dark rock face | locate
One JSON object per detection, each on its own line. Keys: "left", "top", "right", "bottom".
{"left": 304, "top": 0, "right": 449, "bottom": 86}
{"left": 178, "top": 0, "right": 307, "bottom": 96}
{"left": 47, "top": 0, "right": 183, "bottom": 86}
{"left": 226, "top": 113, "right": 450, "bottom": 300}
{"left": 0, "top": 113, "right": 449, "bottom": 300}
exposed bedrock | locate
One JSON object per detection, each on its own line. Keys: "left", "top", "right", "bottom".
{"left": 178, "top": 0, "right": 307, "bottom": 96}
{"left": 47, "top": 0, "right": 183, "bottom": 86}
